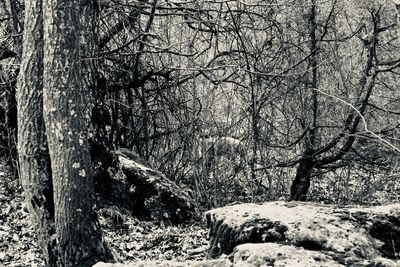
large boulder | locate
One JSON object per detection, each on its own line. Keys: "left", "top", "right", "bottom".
{"left": 94, "top": 148, "right": 197, "bottom": 224}
{"left": 114, "top": 149, "right": 197, "bottom": 224}
{"left": 206, "top": 201, "right": 400, "bottom": 266}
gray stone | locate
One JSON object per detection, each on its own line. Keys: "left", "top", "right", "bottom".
{"left": 93, "top": 259, "right": 232, "bottom": 267}
{"left": 206, "top": 201, "right": 400, "bottom": 265}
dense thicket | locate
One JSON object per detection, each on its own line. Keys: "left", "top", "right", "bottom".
{"left": 1, "top": 0, "right": 399, "bottom": 206}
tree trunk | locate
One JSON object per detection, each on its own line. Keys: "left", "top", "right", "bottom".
{"left": 290, "top": 157, "right": 314, "bottom": 201}
{"left": 290, "top": 1, "right": 318, "bottom": 201}
{"left": 4, "top": 79, "right": 18, "bottom": 176}
{"left": 16, "top": 0, "right": 56, "bottom": 265}
{"left": 42, "top": 0, "right": 109, "bottom": 265}
{"left": 3, "top": 0, "right": 21, "bottom": 177}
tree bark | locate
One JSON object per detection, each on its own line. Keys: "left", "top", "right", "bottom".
{"left": 42, "top": 0, "right": 109, "bottom": 265}
{"left": 16, "top": 0, "right": 56, "bottom": 265}
{"left": 290, "top": 156, "right": 315, "bottom": 201}
{"left": 289, "top": 1, "right": 319, "bottom": 201}
{"left": 3, "top": 0, "right": 21, "bottom": 177}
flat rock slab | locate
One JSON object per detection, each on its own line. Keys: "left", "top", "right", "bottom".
{"left": 93, "top": 259, "right": 232, "bottom": 267}
{"left": 233, "top": 243, "right": 400, "bottom": 267}
{"left": 233, "top": 243, "right": 345, "bottom": 267}
{"left": 93, "top": 247, "right": 399, "bottom": 267}
{"left": 205, "top": 201, "right": 400, "bottom": 265}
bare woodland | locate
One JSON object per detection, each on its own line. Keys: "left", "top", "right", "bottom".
{"left": 0, "top": 0, "right": 400, "bottom": 266}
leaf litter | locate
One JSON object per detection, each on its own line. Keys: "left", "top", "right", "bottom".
{"left": 0, "top": 162, "right": 208, "bottom": 266}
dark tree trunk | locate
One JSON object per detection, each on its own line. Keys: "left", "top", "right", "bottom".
{"left": 17, "top": 0, "right": 56, "bottom": 265}
{"left": 290, "top": 157, "right": 315, "bottom": 201}
{"left": 290, "top": 1, "right": 318, "bottom": 202}
{"left": 4, "top": 83, "right": 18, "bottom": 176}
{"left": 3, "top": 0, "right": 21, "bottom": 177}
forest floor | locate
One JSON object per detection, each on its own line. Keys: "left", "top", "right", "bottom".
{"left": 0, "top": 162, "right": 209, "bottom": 267}
{"left": 2, "top": 159, "right": 399, "bottom": 267}
{"left": 99, "top": 207, "right": 209, "bottom": 263}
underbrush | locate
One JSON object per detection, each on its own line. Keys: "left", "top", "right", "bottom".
{"left": 0, "top": 162, "right": 208, "bottom": 267}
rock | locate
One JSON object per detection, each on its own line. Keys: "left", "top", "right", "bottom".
{"left": 115, "top": 149, "right": 197, "bottom": 224}
{"left": 8, "top": 263, "right": 29, "bottom": 267}
{"left": 369, "top": 257, "right": 400, "bottom": 267}
{"left": 187, "top": 246, "right": 208, "bottom": 256}
{"left": 233, "top": 243, "right": 344, "bottom": 267}
{"left": 205, "top": 201, "right": 400, "bottom": 265}
{"left": 92, "top": 247, "right": 400, "bottom": 267}
{"left": 93, "top": 259, "right": 232, "bottom": 267}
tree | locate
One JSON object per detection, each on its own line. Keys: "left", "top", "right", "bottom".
{"left": 16, "top": 0, "right": 55, "bottom": 264}
{"left": 0, "top": 0, "right": 21, "bottom": 176}
{"left": 42, "top": 0, "right": 110, "bottom": 265}
{"left": 17, "top": 0, "right": 111, "bottom": 265}
{"left": 288, "top": 1, "right": 400, "bottom": 200}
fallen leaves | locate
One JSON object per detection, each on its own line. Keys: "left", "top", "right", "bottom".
{"left": 100, "top": 211, "right": 209, "bottom": 263}
{"left": 0, "top": 181, "right": 43, "bottom": 267}
{"left": 2, "top": 185, "right": 209, "bottom": 266}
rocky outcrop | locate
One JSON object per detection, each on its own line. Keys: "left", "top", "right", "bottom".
{"left": 114, "top": 149, "right": 197, "bottom": 224}
{"left": 95, "top": 148, "right": 197, "bottom": 224}
{"left": 205, "top": 201, "right": 400, "bottom": 266}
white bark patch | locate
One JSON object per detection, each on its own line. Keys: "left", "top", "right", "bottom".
{"left": 72, "top": 162, "right": 80, "bottom": 169}
{"left": 79, "top": 169, "right": 86, "bottom": 177}
{"left": 54, "top": 122, "right": 65, "bottom": 142}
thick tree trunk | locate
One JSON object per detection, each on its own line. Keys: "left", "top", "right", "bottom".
{"left": 16, "top": 0, "right": 56, "bottom": 265}
{"left": 42, "top": 0, "right": 109, "bottom": 265}
{"left": 289, "top": 157, "right": 314, "bottom": 201}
